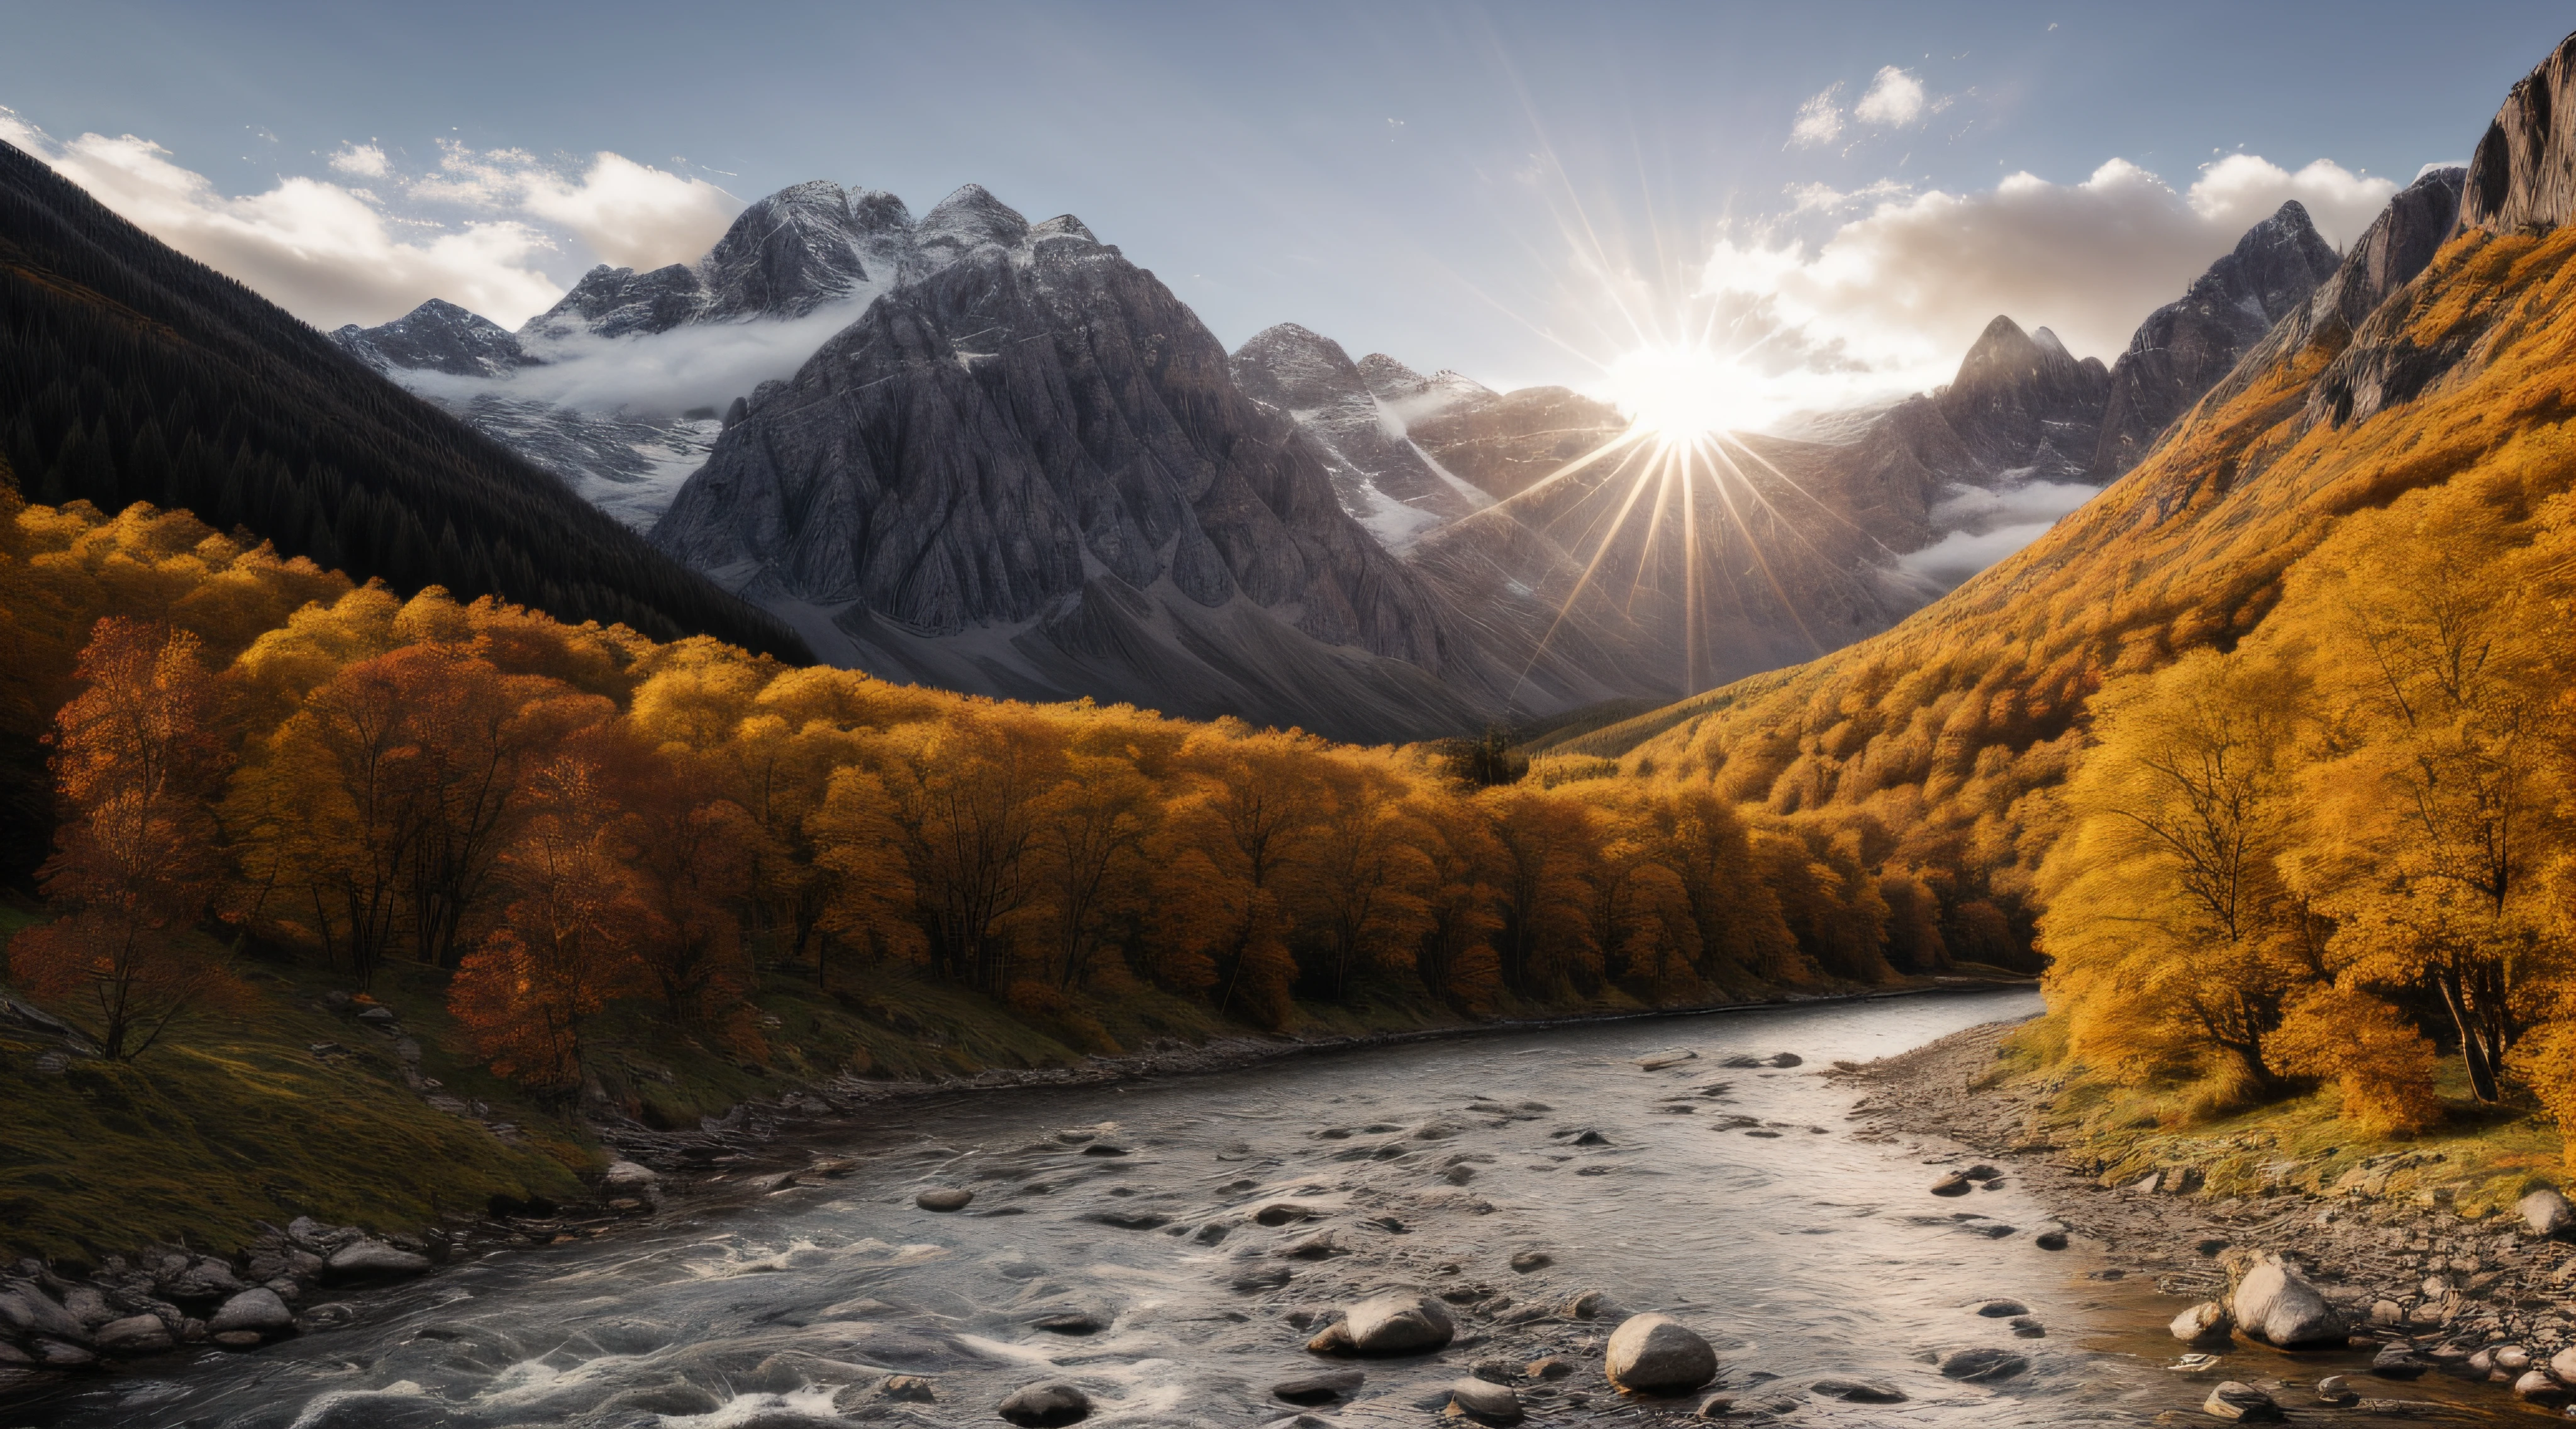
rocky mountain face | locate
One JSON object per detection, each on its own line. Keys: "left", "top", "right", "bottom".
{"left": 648, "top": 189, "right": 1561, "bottom": 743}
{"left": 2464, "top": 31, "right": 2576, "bottom": 235}
{"left": 2092, "top": 203, "right": 2342, "bottom": 475}
{"left": 1237, "top": 199, "right": 2370, "bottom": 696}
{"left": 333, "top": 181, "right": 924, "bottom": 530}
{"left": 1226, "top": 325, "right": 1491, "bottom": 549}
{"left": 331, "top": 298, "right": 530, "bottom": 379}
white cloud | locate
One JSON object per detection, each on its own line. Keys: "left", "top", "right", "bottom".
{"left": 0, "top": 114, "right": 564, "bottom": 329}
{"left": 1853, "top": 67, "right": 1927, "bottom": 128}
{"left": 1788, "top": 86, "right": 1843, "bottom": 148}
{"left": 2186, "top": 153, "right": 2399, "bottom": 247}
{"left": 518, "top": 152, "right": 737, "bottom": 272}
{"left": 1705, "top": 155, "right": 2400, "bottom": 410}
{"left": 0, "top": 112, "right": 743, "bottom": 329}
{"left": 328, "top": 142, "right": 389, "bottom": 178}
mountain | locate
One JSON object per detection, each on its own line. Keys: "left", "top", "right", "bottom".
{"left": 2091, "top": 202, "right": 2342, "bottom": 475}
{"left": 1226, "top": 324, "right": 1491, "bottom": 550}
{"left": 0, "top": 137, "right": 808, "bottom": 662}
{"left": 648, "top": 189, "right": 1515, "bottom": 743}
{"left": 1531, "top": 156, "right": 2497, "bottom": 957}
{"left": 333, "top": 181, "right": 924, "bottom": 529}
{"left": 1245, "top": 203, "right": 2347, "bottom": 700}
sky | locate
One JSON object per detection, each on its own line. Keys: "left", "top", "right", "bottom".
{"left": 3, "top": 1, "right": 2570, "bottom": 420}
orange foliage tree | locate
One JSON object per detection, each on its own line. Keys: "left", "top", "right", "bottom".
{"left": 9, "top": 618, "right": 242, "bottom": 1058}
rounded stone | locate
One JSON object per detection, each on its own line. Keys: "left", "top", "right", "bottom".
{"left": 1936, "top": 1347, "right": 2029, "bottom": 1382}
{"left": 916, "top": 1187, "right": 975, "bottom": 1212}
{"left": 2168, "top": 1299, "right": 2230, "bottom": 1342}
{"left": 1604, "top": 1313, "right": 1718, "bottom": 1396}
{"left": 208, "top": 1287, "right": 294, "bottom": 1336}
{"left": 1448, "top": 1377, "right": 1524, "bottom": 1425}
{"left": 1811, "top": 1378, "right": 1906, "bottom": 1403}
{"left": 997, "top": 1380, "right": 1092, "bottom": 1426}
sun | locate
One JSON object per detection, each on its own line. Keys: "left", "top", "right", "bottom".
{"left": 1602, "top": 343, "right": 1769, "bottom": 442}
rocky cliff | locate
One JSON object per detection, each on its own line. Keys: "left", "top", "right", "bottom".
{"left": 2464, "top": 31, "right": 2576, "bottom": 235}
{"left": 1227, "top": 324, "right": 1491, "bottom": 549}
{"left": 650, "top": 188, "right": 1520, "bottom": 742}
{"left": 2092, "top": 203, "right": 2341, "bottom": 476}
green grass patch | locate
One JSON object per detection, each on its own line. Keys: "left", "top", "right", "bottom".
{"left": 2005, "top": 1033, "right": 2566, "bottom": 1222}
{"left": 0, "top": 957, "right": 587, "bottom": 1264}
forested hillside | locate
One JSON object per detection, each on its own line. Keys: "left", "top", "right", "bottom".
{"left": 0, "top": 143, "right": 808, "bottom": 852}
{"left": 1529, "top": 45, "right": 2576, "bottom": 1165}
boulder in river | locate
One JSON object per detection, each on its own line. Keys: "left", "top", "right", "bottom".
{"left": 1811, "top": 1379, "right": 1907, "bottom": 1403}
{"left": 1448, "top": 1377, "right": 1524, "bottom": 1424}
{"left": 1936, "top": 1347, "right": 2029, "bottom": 1382}
{"left": 2516, "top": 1369, "right": 2573, "bottom": 1404}
{"left": 92, "top": 1315, "right": 174, "bottom": 1355}
{"left": 2202, "top": 1381, "right": 2285, "bottom": 1422}
{"left": 1970, "top": 1299, "right": 2028, "bottom": 1318}
{"left": 2368, "top": 1343, "right": 2431, "bottom": 1379}
{"left": 0, "top": 1285, "right": 89, "bottom": 1342}
{"left": 1768, "top": 1053, "right": 1803, "bottom": 1067}
{"left": 1509, "top": 1250, "right": 1552, "bottom": 1273}
{"left": 2548, "top": 1344, "right": 2576, "bottom": 1382}
{"left": 208, "top": 1288, "right": 294, "bottom": 1337}
{"left": 1929, "top": 1174, "right": 1972, "bottom": 1197}
{"left": 998, "top": 1380, "right": 1092, "bottom": 1426}
{"left": 2168, "top": 1300, "right": 2231, "bottom": 1342}
{"left": 2228, "top": 1252, "right": 2344, "bottom": 1348}
{"left": 1306, "top": 1293, "right": 1455, "bottom": 1355}
{"left": 325, "top": 1240, "right": 432, "bottom": 1281}
{"left": 2521, "top": 1187, "right": 2574, "bottom": 1237}
{"left": 1272, "top": 1368, "right": 1363, "bottom": 1404}
{"left": 1603, "top": 1313, "right": 1717, "bottom": 1395}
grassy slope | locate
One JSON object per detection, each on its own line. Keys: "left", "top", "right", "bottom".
{"left": 1991, "top": 1018, "right": 2559, "bottom": 1223}
{"left": 1, "top": 886, "right": 1953, "bottom": 1265}
{"left": 1576, "top": 228, "right": 2576, "bottom": 815}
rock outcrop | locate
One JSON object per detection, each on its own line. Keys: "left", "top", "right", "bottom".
{"left": 2463, "top": 31, "right": 2576, "bottom": 235}
{"left": 1229, "top": 325, "right": 1491, "bottom": 549}
{"left": 652, "top": 187, "right": 1498, "bottom": 743}
{"left": 331, "top": 299, "right": 530, "bottom": 379}
{"left": 2092, "top": 203, "right": 2341, "bottom": 477}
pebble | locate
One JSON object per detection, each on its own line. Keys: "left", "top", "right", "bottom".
{"left": 916, "top": 1187, "right": 974, "bottom": 1211}
{"left": 1811, "top": 1378, "right": 1907, "bottom": 1403}
{"left": 1509, "top": 1250, "right": 1552, "bottom": 1273}
{"left": 1272, "top": 1369, "right": 1363, "bottom": 1405}
{"left": 1929, "top": 1174, "right": 1972, "bottom": 1197}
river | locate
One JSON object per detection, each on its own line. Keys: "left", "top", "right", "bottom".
{"left": 8, "top": 989, "right": 2528, "bottom": 1426}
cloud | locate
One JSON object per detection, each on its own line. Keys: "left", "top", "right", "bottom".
{"left": 1788, "top": 86, "right": 1843, "bottom": 148}
{"left": 517, "top": 152, "right": 738, "bottom": 272}
{"left": 407, "top": 143, "right": 737, "bottom": 272}
{"left": 0, "top": 111, "right": 743, "bottom": 329}
{"left": 1706, "top": 155, "right": 2400, "bottom": 406}
{"left": 328, "top": 142, "right": 389, "bottom": 178}
{"left": 1853, "top": 67, "right": 1926, "bottom": 128}
{"left": 0, "top": 113, "right": 564, "bottom": 329}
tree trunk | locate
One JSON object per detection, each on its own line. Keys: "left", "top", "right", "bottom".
{"left": 2434, "top": 970, "right": 2502, "bottom": 1103}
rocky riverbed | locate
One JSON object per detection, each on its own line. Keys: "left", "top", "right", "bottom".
{"left": 1853, "top": 1020, "right": 2576, "bottom": 1423}
{"left": 1, "top": 989, "right": 2438, "bottom": 1428}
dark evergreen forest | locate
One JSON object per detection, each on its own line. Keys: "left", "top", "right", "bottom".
{"left": 0, "top": 140, "right": 809, "bottom": 662}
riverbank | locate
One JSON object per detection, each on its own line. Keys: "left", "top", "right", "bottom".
{"left": 1850, "top": 1020, "right": 2576, "bottom": 1416}
{"left": 0, "top": 970, "right": 2035, "bottom": 1404}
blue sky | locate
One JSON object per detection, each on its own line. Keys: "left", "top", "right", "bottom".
{"left": 4, "top": 1, "right": 2569, "bottom": 404}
